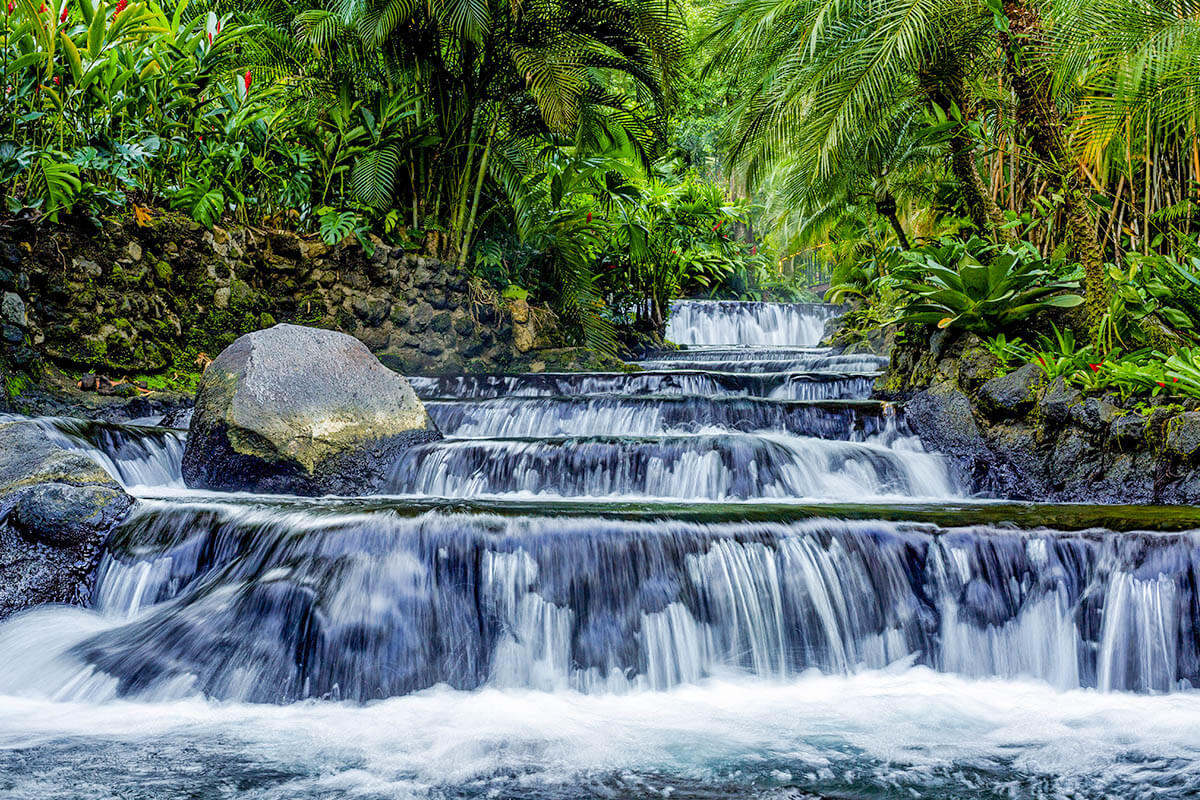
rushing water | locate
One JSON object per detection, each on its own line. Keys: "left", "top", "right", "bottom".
{"left": 2, "top": 299, "right": 1199, "bottom": 798}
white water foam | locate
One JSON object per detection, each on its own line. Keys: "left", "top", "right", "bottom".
{"left": 0, "top": 670, "right": 1199, "bottom": 798}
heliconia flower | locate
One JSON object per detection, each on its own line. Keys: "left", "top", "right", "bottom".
{"left": 243, "top": 69, "right": 252, "bottom": 92}
{"left": 586, "top": 212, "right": 592, "bottom": 223}
{"left": 1036, "top": 356, "right": 1045, "bottom": 365}
{"left": 52, "top": 75, "right": 59, "bottom": 84}
{"left": 38, "top": 3, "right": 46, "bottom": 12}
{"left": 750, "top": 246, "right": 757, "bottom": 255}
{"left": 1174, "top": 377, "right": 1180, "bottom": 383}
{"left": 112, "top": 0, "right": 126, "bottom": 17}
{"left": 60, "top": 5, "right": 68, "bottom": 22}
{"left": 207, "top": 32, "right": 212, "bottom": 44}
{"left": 1089, "top": 363, "right": 1101, "bottom": 372}
{"left": 1158, "top": 381, "right": 1167, "bottom": 388}
{"left": 215, "top": 19, "right": 221, "bottom": 33}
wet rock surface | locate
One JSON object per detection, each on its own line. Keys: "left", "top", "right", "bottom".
{"left": 0, "top": 421, "right": 133, "bottom": 619}
{"left": 882, "top": 331, "right": 1200, "bottom": 503}
{"left": 182, "top": 324, "right": 442, "bottom": 496}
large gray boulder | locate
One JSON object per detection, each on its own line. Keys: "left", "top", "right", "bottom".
{"left": 181, "top": 324, "right": 441, "bottom": 495}
{"left": 0, "top": 421, "right": 133, "bottom": 619}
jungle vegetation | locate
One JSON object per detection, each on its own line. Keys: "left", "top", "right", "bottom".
{"left": 6, "top": 0, "right": 1200, "bottom": 395}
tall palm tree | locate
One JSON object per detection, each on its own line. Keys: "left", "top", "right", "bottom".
{"left": 707, "top": 0, "right": 1010, "bottom": 243}
{"left": 295, "top": 0, "right": 686, "bottom": 263}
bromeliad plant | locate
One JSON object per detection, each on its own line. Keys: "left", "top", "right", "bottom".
{"left": 893, "top": 237, "right": 1084, "bottom": 333}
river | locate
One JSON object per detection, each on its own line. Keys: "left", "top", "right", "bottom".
{"left": 0, "top": 300, "right": 1197, "bottom": 798}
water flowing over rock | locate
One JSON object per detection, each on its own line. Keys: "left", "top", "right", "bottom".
{"left": 0, "top": 421, "right": 132, "bottom": 618}
{"left": 6, "top": 502, "right": 1198, "bottom": 702}
{"left": 664, "top": 300, "right": 836, "bottom": 346}
{"left": 181, "top": 324, "right": 441, "bottom": 496}
{"left": 5, "top": 300, "right": 1200, "bottom": 799}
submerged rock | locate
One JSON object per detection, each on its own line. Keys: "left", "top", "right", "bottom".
{"left": 181, "top": 324, "right": 441, "bottom": 496}
{"left": 0, "top": 421, "right": 133, "bottom": 619}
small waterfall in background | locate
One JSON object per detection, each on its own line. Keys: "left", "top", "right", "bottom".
{"left": 663, "top": 300, "right": 837, "bottom": 346}
{"left": 3, "top": 300, "right": 1200, "bottom": 798}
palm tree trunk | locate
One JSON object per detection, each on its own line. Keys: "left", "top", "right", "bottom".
{"left": 1000, "top": 0, "right": 1109, "bottom": 337}
{"left": 949, "top": 130, "right": 1011, "bottom": 240}
{"left": 924, "top": 76, "right": 1011, "bottom": 241}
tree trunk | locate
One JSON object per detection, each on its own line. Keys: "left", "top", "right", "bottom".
{"left": 875, "top": 192, "right": 911, "bottom": 249}
{"left": 949, "top": 130, "right": 1012, "bottom": 240}
{"left": 924, "top": 76, "right": 1011, "bottom": 241}
{"left": 1000, "top": 0, "right": 1109, "bottom": 338}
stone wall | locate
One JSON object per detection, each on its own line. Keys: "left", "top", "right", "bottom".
{"left": 880, "top": 329, "right": 1200, "bottom": 503}
{"left": 0, "top": 214, "right": 608, "bottom": 408}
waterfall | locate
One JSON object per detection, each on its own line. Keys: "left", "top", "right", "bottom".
{"left": 1, "top": 300, "right": 1194, "bottom": 798}
{"left": 0, "top": 414, "right": 185, "bottom": 489}
{"left": 664, "top": 300, "right": 836, "bottom": 346}
{"left": 3, "top": 502, "right": 1198, "bottom": 703}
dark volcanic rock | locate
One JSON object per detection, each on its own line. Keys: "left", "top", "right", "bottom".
{"left": 1038, "top": 377, "right": 1081, "bottom": 427}
{"left": 0, "top": 421, "right": 133, "bottom": 619}
{"left": 977, "top": 362, "right": 1041, "bottom": 419}
{"left": 182, "top": 324, "right": 441, "bottom": 496}
{"left": 1166, "top": 412, "right": 1200, "bottom": 461}
{"left": 159, "top": 406, "right": 194, "bottom": 430}
{"left": 884, "top": 330, "right": 1200, "bottom": 503}
{"left": 11, "top": 483, "right": 132, "bottom": 547}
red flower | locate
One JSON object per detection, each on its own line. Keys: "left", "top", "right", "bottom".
{"left": 60, "top": 5, "right": 68, "bottom": 22}
{"left": 1088, "top": 363, "right": 1101, "bottom": 372}
{"left": 1174, "top": 377, "right": 1180, "bottom": 383}
{"left": 586, "top": 212, "right": 592, "bottom": 223}
{"left": 1158, "top": 381, "right": 1167, "bottom": 388}
{"left": 52, "top": 75, "right": 59, "bottom": 84}
{"left": 215, "top": 19, "right": 221, "bottom": 33}
{"left": 207, "top": 32, "right": 212, "bottom": 44}
{"left": 38, "top": 3, "right": 46, "bottom": 11}
{"left": 243, "top": 69, "right": 252, "bottom": 92}
{"left": 111, "top": 0, "right": 125, "bottom": 18}
{"left": 1036, "top": 356, "right": 1045, "bottom": 365}
{"left": 750, "top": 246, "right": 757, "bottom": 255}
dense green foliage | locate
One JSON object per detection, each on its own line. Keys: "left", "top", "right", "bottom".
{"left": 0, "top": 0, "right": 805, "bottom": 353}
{"left": 704, "top": 0, "right": 1200, "bottom": 401}
{"left": 7, "top": 0, "right": 1200, "bottom": 384}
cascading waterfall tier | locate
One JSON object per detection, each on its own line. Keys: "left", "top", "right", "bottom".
{"left": 427, "top": 396, "right": 891, "bottom": 438}
{"left": 664, "top": 300, "right": 837, "bottom": 346}
{"left": 383, "top": 432, "right": 951, "bottom": 500}
{"left": 409, "top": 369, "right": 879, "bottom": 401}
{"left": 0, "top": 413, "right": 185, "bottom": 489}
{"left": 4, "top": 501, "right": 1197, "bottom": 704}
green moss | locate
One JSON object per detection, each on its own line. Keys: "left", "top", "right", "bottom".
{"left": 154, "top": 260, "right": 172, "bottom": 283}
{"left": 4, "top": 372, "right": 31, "bottom": 398}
